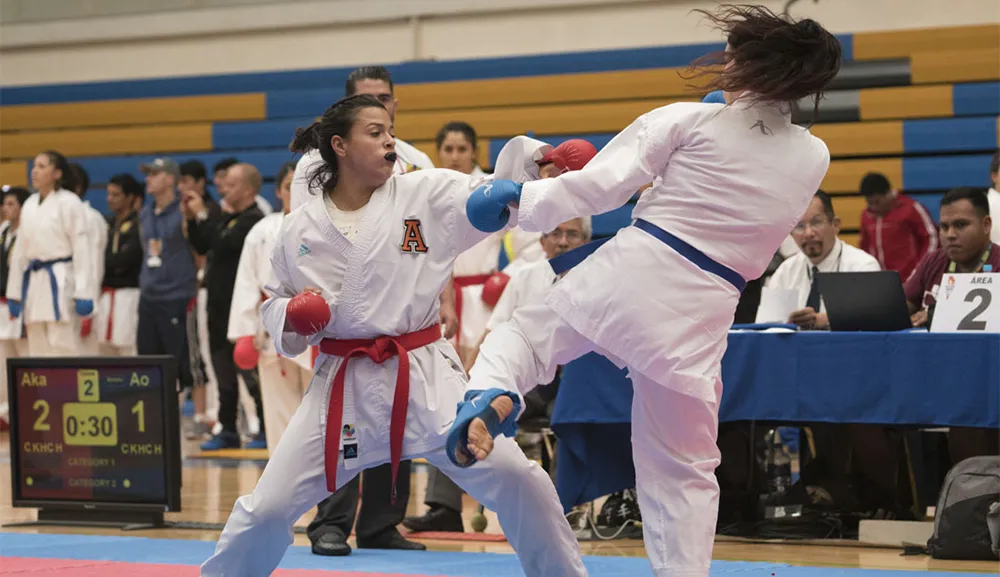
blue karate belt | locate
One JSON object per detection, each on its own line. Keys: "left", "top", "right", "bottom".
{"left": 22, "top": 257, "right": 73, "bottom": 321}
{"left": 548, "top": 219, "right": 747, "bottom": 293}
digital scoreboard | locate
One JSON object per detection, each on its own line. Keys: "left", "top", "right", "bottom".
{"left": 6, "top": 356, "right": 181, "bottom": 526}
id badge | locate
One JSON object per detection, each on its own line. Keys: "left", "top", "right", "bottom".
{"left": 147, "top": 255, "right": 163, "bottom": 268}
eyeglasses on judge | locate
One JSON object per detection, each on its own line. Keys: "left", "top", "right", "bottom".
{"left": 544, "top": 229, "right": 585, "bottom": 241}
{"left": 792, "top": 217, "right": 831, "bottom": 233}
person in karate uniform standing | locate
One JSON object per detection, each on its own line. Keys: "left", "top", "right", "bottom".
{"left": 0, "top": 186, "right": 31, "bottom": 429}
{"left": 228, "top": 162, "right": 311, "bottom": 453}
{"left": 453, "top": 7, "right": 842, "bottom": 577}
{"left": 69, "top": 163, "right": 109, "bottom": 355}
{"left": 291, "top": 65, "right": 444, "bottom": 557}
{"left": 201, "top": 95, "right": 586, "bottom": 577}
{"left": 98, "top": 174, "right": 145, "bottom": 356}
{"left": 7, "top": 151, "right": 94, "bottom": 357}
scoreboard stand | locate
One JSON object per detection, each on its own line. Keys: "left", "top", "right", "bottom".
{"left": 5, "top": 356, "right": 183, "bottom": 532}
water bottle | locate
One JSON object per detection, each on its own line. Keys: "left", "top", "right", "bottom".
{"left": 765, "top": 429, "right": 792, "bottom": 498}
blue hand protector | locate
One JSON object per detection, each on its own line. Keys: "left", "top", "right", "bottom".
{"left": 446, "top": 388, "right": 522, "bottom": 468}
{"left": 703, "top": 90, "right": 726, "bottom": 104}
{"left": 7, "top": 300, "right": 22, "bottom": 318}
{"left": 74, "top": 299, "right": 94, "bottom": 317}
{"left": 465, "top": 179, "right": 522, "bottom": 233}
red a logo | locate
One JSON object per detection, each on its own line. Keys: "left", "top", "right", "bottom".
{"left": 401, "top": 219, "right": 429, "bottom": 253}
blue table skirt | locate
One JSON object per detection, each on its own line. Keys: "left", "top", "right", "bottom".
{"left": 550, "top": 332, "right": 1000, "bottom": 511}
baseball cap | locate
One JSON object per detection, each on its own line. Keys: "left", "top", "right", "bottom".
{"left": 537, "top": 139, "right": 598, "bottom": 172}
{"left": 140, "top": 158, "right": 180, "bottom": 177}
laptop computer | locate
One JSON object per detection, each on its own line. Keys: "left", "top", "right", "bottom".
{"left": 816, "top": 271, "right": 913, "bottom": 332}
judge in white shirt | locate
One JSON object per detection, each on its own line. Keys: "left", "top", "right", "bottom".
{"left": 763, "top": 189, "right": 880, "bottom": 329}
{"left": 988, "top": 151, "right": 999, "bottom": 243}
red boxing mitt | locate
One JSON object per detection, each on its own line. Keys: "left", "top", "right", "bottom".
{"left": 286, "top": 291, "right": 331, "bottom": 336}
{"left": 233, "top": 336, "right": 260, "bottom": 370}
{"left": 481, "top": 272, "right": 510, "bottom": 308}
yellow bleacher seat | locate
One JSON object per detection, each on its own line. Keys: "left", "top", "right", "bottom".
{"left": 0, "top": 161, "right": 28, "bottom": 186}
{"left": 910, "top": 48, "right": 1000, "bottom": 84}
{"left": 830, "top": 195, "right": 869, "bottom": 230}
{"left": 852, "top": 24, "right": 1000, "bottom": 60}
{"left": 858, "top": 85, "right": 952, "bottom": 121}
{"left": 396, "top": 68, "right": 703, "bottom": 112}
{"left": 0, "top": 94, "right": 265, "bottom": 132}
{"left": 397, "top": 97, "right": 692, "bottom": 141}
{"left": 1, "top": 124, "right": 213, "bottom": 159}
{"left": 823, "top": 158, "right": 903, "bottom": 194}
{"left": 811, "top": 120, "right": 903, "bottom": 157}
{"left": 410, "top": 139, "right": 493, "bottom": 170}
{"left": 840, "top": 232, "right": 861, "bottom": 247}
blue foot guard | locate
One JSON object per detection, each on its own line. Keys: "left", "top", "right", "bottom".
{"left": 446, "top": 389, "right": 522, "bottom": 467}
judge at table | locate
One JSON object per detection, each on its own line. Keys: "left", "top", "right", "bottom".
{"left": 761, "top": 190, "right": 880, "bottom": 329}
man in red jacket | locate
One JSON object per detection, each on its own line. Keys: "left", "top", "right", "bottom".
{"left": 859, "top": 172, "right": 938, "bottom": 282}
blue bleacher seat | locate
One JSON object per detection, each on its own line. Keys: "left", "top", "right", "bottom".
{"left": 952, "top": 82, "right": 1000, "bottom": 116}
{"left": 903, "top": 116, "right": 998, "bottom": 153}
{"left": 212, "top": 118, "right": 314, "bottom": 150}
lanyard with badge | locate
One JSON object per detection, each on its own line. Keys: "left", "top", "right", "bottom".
{"left": 147, "top": 208, "right": 165, "bottom": 268}
{"left": 947, "top": 247, "right": 993, "bottom": 273}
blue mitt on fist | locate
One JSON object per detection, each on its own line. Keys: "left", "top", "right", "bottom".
{"left": 466, "top": 180, "right": 522, "bottom": 233}
{"left": 703, "top": 90, "right": 726, "bottom": 104}
{"left": 7, "top": 300, "right": 22, "bottom": 318}
{"left": 74, "top": 299, "right": 94, "bottom": 317}
{"left": 446, "top": 388, "right": 522, "bottom": 468}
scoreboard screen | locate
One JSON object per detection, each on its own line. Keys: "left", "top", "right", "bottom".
{"left": 7, "top": 356, "right": 180, "bottom": 512}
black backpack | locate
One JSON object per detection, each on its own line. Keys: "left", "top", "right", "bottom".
{"left": 927, "top": 456, "right": 1000, "bottom": 560}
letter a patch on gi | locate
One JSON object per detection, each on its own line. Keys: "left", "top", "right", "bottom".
{"left": 400, "top": 218, "right": 429, "bottom": 253}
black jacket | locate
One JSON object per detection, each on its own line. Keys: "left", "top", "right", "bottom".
{"left": 186, "top": 203, "right": 264, "bottom": 320}
{"left": 0, "top": 224, "right": 17, "bottom": 300}
{"left": 103, "top": 211, "right": 143, "bottom": 289}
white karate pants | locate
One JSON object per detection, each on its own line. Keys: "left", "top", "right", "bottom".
{"left": 99, "top": 343, "right": 137, "bottom": 357}
{"left": 200, "top": 367, "right": 587, "bottom": 577}
{"left": 0, "top": 339, "right": 30, "bottom": 421}
{"left": 257, "top": 353, "right": 310, "bottom": 454}
{"left": 469, "top": 303, "right": 722, "bottom": 577}
{"left": 25, "top": 322, "right": 80, "bottom": 357}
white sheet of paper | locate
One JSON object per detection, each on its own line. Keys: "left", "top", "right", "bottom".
{"left": 756, "top": 287, "right": 800, "bottom": 323}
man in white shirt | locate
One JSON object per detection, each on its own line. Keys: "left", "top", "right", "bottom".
{"left": 403, "top": 216, "right": 590, "bottom": 534}
{"left": 762, "top": 190, "right": 880, "bottom": 329}
{"left": 988, "top": 151, "right": 999, "bottom": 244}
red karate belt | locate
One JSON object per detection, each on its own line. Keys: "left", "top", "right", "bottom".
{"left": 318, "top": 324, "right": 441, "bottom": 503}
{"left": 452, "top": 274, "right": 491, "bottom": 348}
{"left": 101, "top": 287, "right": 115, "bottom": 341}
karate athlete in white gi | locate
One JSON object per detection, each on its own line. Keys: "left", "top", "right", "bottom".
{"left": 228, "top": 162, "right": 313, "bottom": 452}
{"left": 452, "top": 7, "right": 843, "bottom": 577}
{"left": 0, "top": 186, "right": 31, "bottom": 428}
{"left": 75, "top": 179, "right": 110, "bottom": 356}
{"left": 7, "top": 151, "right": 95, "bottom": 357}
{"left": 201, "top": 95, "right": 586, "bottom": 577}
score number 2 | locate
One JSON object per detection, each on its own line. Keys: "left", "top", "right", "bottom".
{"left": 957, "top": 289, "right": 992, "bottom": 331}
{"left": 30, "top": 400, "right": 146, "bottom": 434}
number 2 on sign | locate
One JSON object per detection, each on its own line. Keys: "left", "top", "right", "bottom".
{"left": 132, "top": 400, "right": 145, "bottom": 433}
{"left": 958, "top": 289, "right": 992, "bottom": 331}
{"left": 33, "top": 399, "right": 50, "bottom": 431}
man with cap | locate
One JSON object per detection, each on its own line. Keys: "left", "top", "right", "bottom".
{"left": 137, "top": 157, "right": 200, "bottom": 392}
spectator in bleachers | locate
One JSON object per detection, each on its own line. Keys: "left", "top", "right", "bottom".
{"left": 215, "top": 157, "right": 273, "bottom": 215}
{"left": 137, "top": 157, "right": 199, "bottom": 392}
{"left": 904, "top": 186, "right": 997, "bottom": 327}
{"left": 6, "top": 150, "right": 93, "bottom": 357}
{"left": 859, "top": 172, "right": 937, "bottom": 282}
{"left": 69, "top": 163, "right": 108, "bottom": 355}
{"left": 294, "top": 65, "right": 435, "bottom": 558}
{"left": 404, "top": 216, "right": 592, "bottom": 534}
{"left": 180, "top": 159, "right": 221, "bottom": 439}
{"left": 761, "top": 190, "right": 879, "bottom": 329}
{"left": 988, "top": 151, "right": 999, "bottom": 243}
{"left": 903, "top": 186, "right": 999, "bottom": 464}
{"left": 97, "top": 174, "right": 144, "bottom": 357}
{"left": 183, "top": 163, "right": 267, "bottom": 451}
{"left": 0, "top": 185, "right": 31, "bottom": 430}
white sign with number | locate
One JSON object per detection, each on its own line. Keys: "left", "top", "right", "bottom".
{"left": 930, "top": 273, "right": 1000, "bottom": 333}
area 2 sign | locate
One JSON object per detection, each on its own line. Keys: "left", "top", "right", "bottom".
{"left": 931, "top": 273, "right": 1000, "bottom": 333}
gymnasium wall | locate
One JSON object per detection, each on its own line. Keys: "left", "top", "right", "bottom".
{"left": 2, "top": 0, "right": 997, "bottom": 87}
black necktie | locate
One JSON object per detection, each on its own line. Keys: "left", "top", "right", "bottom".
{"left": 806, "top": 266, "right": 821, "bottom": 311}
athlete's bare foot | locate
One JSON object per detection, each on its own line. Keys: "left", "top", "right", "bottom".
{"left": 454, "top": 395, "right": 514, "bottom": 466}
